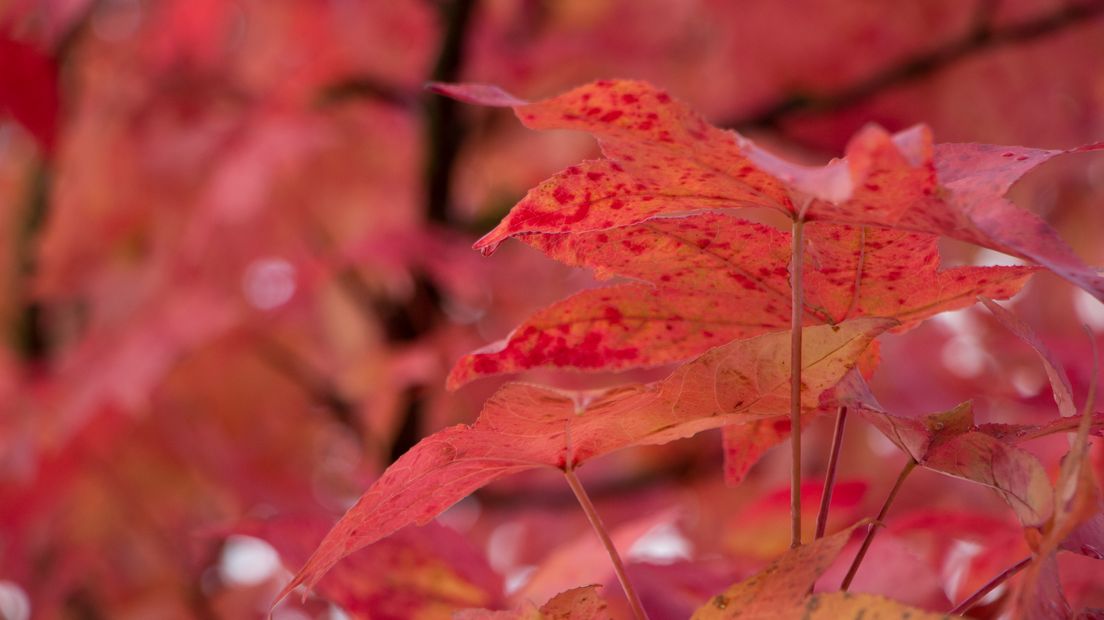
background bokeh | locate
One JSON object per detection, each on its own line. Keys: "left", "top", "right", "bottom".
{"left": 1, "top": 0, "right": 1102, "bottom": 618}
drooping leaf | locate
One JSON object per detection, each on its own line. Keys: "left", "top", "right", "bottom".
{"left": 448, "top": 213, "right": 1032, "bottom": 388}
{"left": 1039, "top": 397, "right": 1101, "bottom": 557}
{"left": 692, "top": 523, "right": 864, "bottom": 620}
{"left": 838, "top": 376, "right": 1054, "bottom": 528}
{"left": 787, "top": 592, "right": 956, "bottom": 620}
{"left": 456, "top": 585, "right": 611, "bottom": 620}
{"left": 695, "top": 521, "right": 949, "bottom": 619}
{"left": 430, "top": 80, "right": 1102, "bottom": 300}
{"left": 278, "top": 319, "right": 891, "bottom": 598}
{"left": 1009, "top": 395, "right": 1101, "bottom": 620}
{"left": 534, "top": 586, "right": 611, "bottom": 620}
{"left": 694, "top": 519, "right": 957, "bottom": 619}
{"left": 980, "top": 299, "right": 1104, "bottom": 615}
{"left": 980, "top": 297, "right": 1076, "bottom": 419}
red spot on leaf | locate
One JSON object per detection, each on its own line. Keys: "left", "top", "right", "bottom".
{"left": 603, "top": 307, "right": 623, "bottom": 323}
{"left": 553, "top": 186, "right": 575, "bottom": 204}
{"left": 473, "top": 358, "right": 499, "bottom": 374}
{"left": 565, "top": 204, "right": 590, "bottom": 224}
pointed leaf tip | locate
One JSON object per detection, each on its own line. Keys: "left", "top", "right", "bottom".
{"left": 425, "top": 82, "right": 529, "bottom": 107}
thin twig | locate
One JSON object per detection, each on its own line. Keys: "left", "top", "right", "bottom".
{"left": 563, "top": 468, "right": 649, "bottom": 620}
{"left": 815, "top": 406, "right": 848, "bottom": 540}
{"left": 841, "top": 459, "right": 917, "bottom": 590}
{"left": 789, "top": 218, "right": 806, "bottom": 548}
{"left": 724, "top": 0, "right": 1104, "bottom": 130}
{"left": 949, "top": 555, "right": 1031, "bottom": 615}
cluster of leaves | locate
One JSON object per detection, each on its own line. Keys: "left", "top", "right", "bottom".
{"left": 280, "top": 79, "right": 1104, "bottom": 618}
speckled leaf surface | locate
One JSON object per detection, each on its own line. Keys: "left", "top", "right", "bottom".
{"left": 279, "top": 319, "right": 890, "bottom": 598}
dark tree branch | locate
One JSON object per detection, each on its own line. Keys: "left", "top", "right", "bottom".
{"left": 9, "top": 0, "right": 105, "bottom": 362}
{"left": 12, "top": 164, "right": 51, "bottom": 361}
{"left": 724, "top": 0, "right": 1104, "bottom": 131}
{"left": 254, "top": 337, "right": 368, "bottom": 447}
{"left": 385, "top": 0, "right": 480, "bottom": 461}
{"left": 316, "top": 77, "right": 416, "bottom": 109}
{"left": 424, "top": 0, "right": 478, "bottom": 225}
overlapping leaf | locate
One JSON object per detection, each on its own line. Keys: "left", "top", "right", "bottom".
{"left": 431, "top": 79, "right": 1102, "bottom": 300}
{"left": 979, "top": 299, "right": 1103, "bottom": 550}
{"left": 448, "top": 213, "right": 1032, "bottom": 388}
{"left": 693, "top": 523, "right": 862, "bottom": 620}
{"left": 980, "top": 297, "right": 1077, "bottom": 419}
{"left": 844, "top": 299, "right": 1103, "bottom": 616}
{"left": 692, "top": 522, "right": 955, "bottom": 619}
{"left": 839, "top": 377, "right": 1056, "bottom": 529}
{"left": 1010, "top": 368, "right": 1102, "bottom": 616}
{"left": 278, "top": 319, "right": 891, "bottom": 598}
{"left": 1009, "top": 399, "right": 1100, "bottom": 617}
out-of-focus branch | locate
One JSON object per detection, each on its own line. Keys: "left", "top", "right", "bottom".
{"left": 424, "top": 0, "right": 478, "bottom": 226}
{"left": 254, "top": 337, "right": 370, "bottom": 448}
{"left": 384, "top": 0, "right": 480, "bottom": 463}
{"left": 316, "top": 77, "right": 417, "bottom": 109}
{"left": 12, "top": 165, "right": 51, "bottom": 361}
{"left": 724, "top": 0, "right": 1104, "bottom": 131}
{"left": 9, "top": 1, "right": 104, "bottom": 362}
